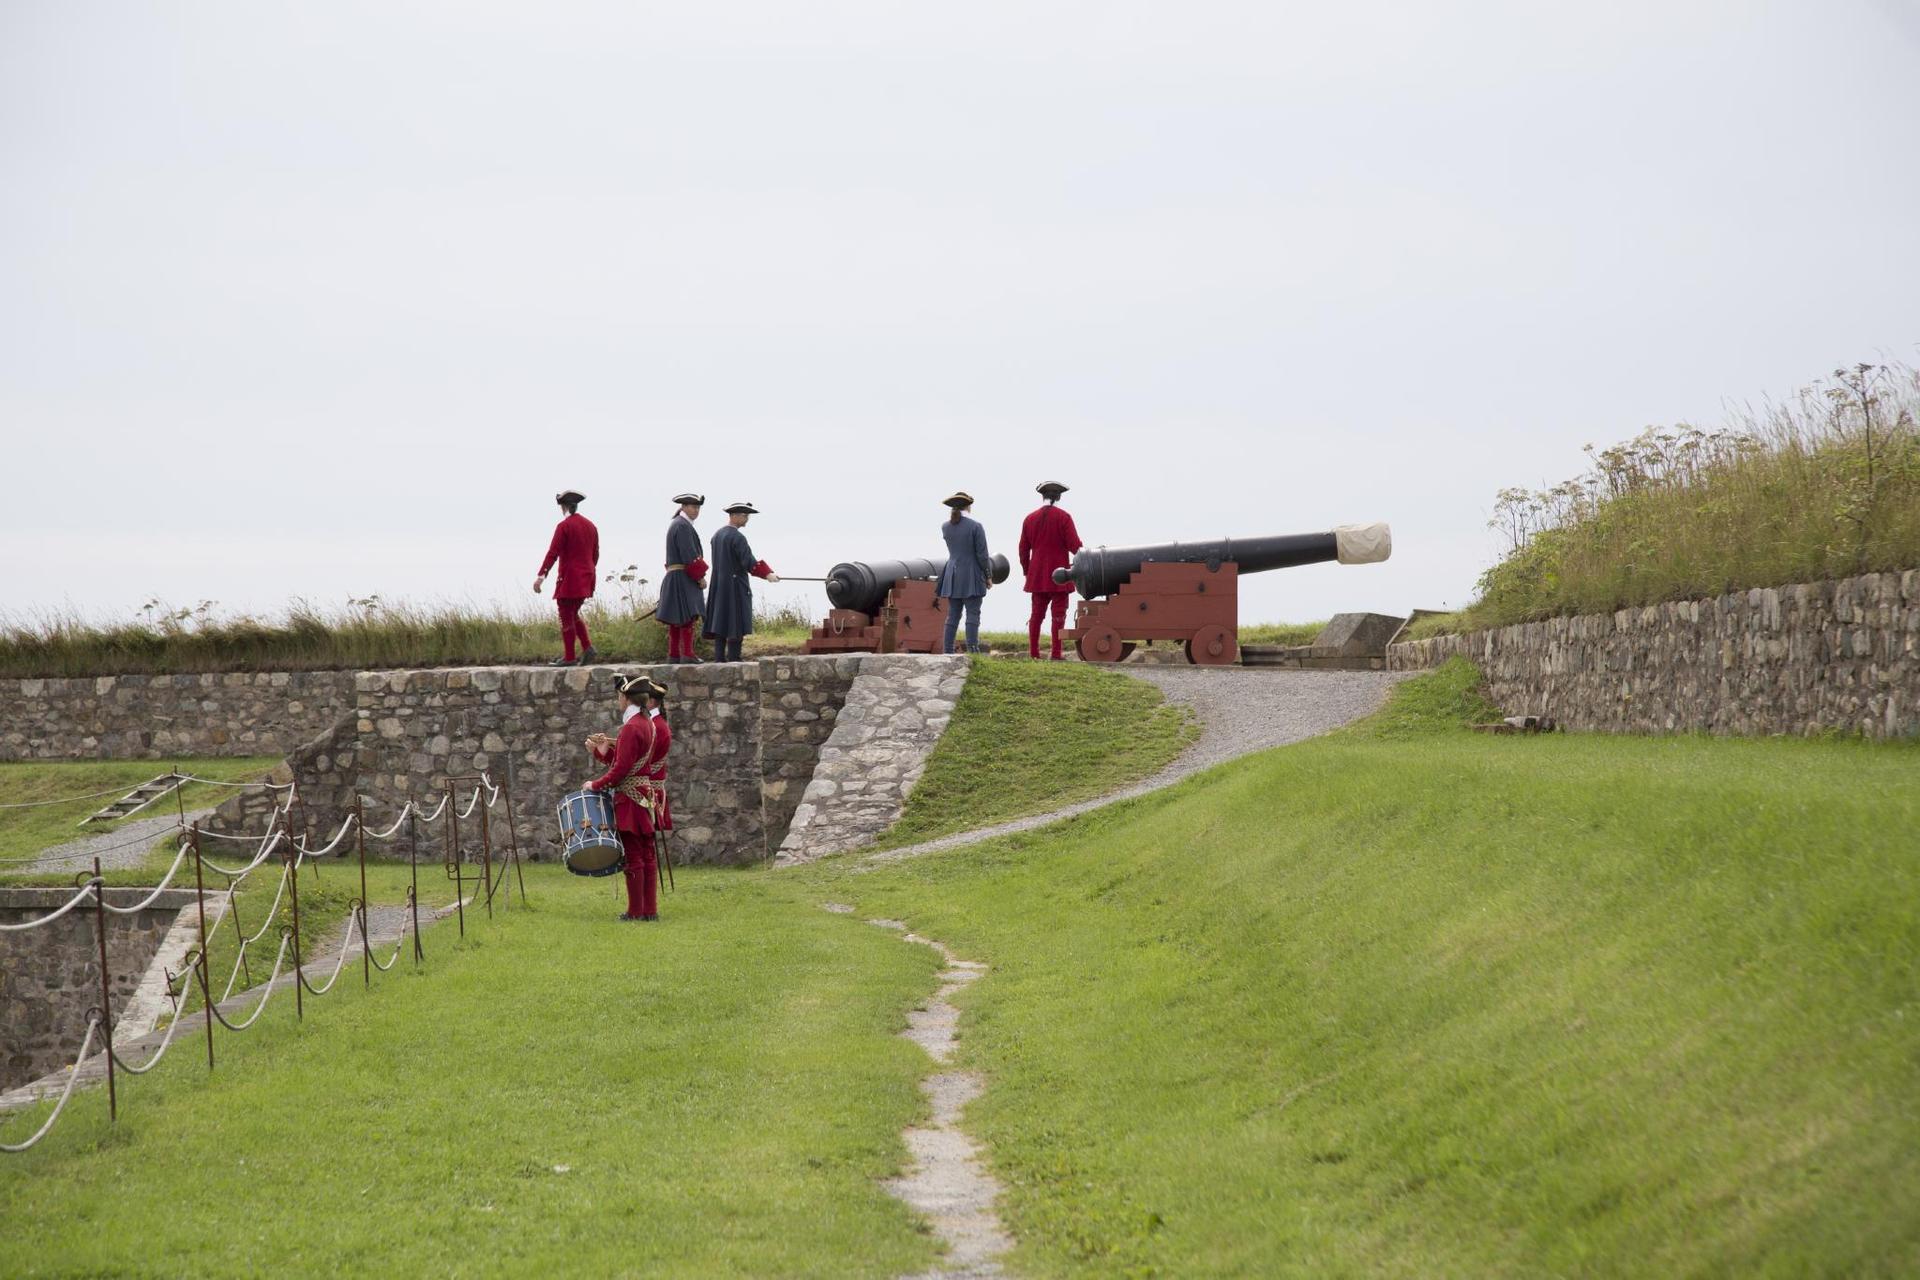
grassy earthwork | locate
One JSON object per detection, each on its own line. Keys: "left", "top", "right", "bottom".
{"left": 868, "top": 658, "right": 1197, "bottom": 850}
{"left": 0, "top": 758, "right": 281, "bottom": 868}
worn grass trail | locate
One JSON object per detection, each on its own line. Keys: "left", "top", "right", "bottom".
{"left": 790, "top": 668, "right": 1920, "bottom": 1276}
{"left": 0, "top": 865, "right": 940, "bottom": 1279}
{"left": 0, "top": 758, "right": 280, "bottom": 868}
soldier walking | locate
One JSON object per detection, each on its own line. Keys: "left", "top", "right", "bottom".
{"left": 1019, "top": 480, "right": 1083, "bottom": 661}
{"left": 659, "top": 493, "right": 708, "bottom": 664}
{"left": 533, "top": 488, "right": 601, "bottom": 667}
{"left": 937, "top": 491, "right": 992, "bottom": 655}
{"left": 703, "top": 501, "right": 779, "bottom": 663}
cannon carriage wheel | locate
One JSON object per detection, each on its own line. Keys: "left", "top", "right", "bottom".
{"left": 1184, "top": 623, "right": 1236, "bottom": 666}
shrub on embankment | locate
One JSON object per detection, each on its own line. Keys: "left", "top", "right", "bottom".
{"left": 0, "top": 597, "right": 818, "bottom": 678}
{"left": 817, "top": 661, "right": 1920, "bottom": 1275}
{"left": 1434, "top": 361, "right": 1920, "bottom": 636}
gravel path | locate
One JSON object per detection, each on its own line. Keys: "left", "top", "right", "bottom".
{"left": 16, "top": 808, "right": 215, "bottom": 875}
{"left": 857, "top": 667, "right": 1406, "bottom": 867}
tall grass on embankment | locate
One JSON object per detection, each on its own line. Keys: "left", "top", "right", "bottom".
{"left": 1438, "top": 361, "right": 1920, "bottom": 636}
{"left": 798, "top": 659, "right": 1920, "bottom": 1276}
{"left": 0, "top": 596, "right": 820, "bottom": 678}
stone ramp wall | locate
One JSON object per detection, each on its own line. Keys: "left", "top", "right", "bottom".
{"left": 776, "top": 655, "right": 970, "bottom": 863}
{"left": 0, "top": 671, "right": 355, "bottom": 761}
{"left": 1387, "top": 571, "right": 1920, "bottom": 738}
{"left": 0, "top": 887, "right": 198, "bottom": 1092}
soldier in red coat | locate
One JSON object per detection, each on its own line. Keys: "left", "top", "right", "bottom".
{"left": 533, "top": 488, "right": 601, "bottom": 667}
{"left": 586, "top": 674, "right": 660, "bottom": 922}
{"left": 1019, "top": 481, "right": 1084, "bottom": 660}
{"left": 640, "top": 677, "right": 674, "bottom": 895}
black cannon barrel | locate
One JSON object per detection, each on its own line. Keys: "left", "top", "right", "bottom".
{"left": 1051, "top": 524, "right": 1391, "bottom": 599}
{"left": 826, "top": 553, "right": 1013, "bottom": 615}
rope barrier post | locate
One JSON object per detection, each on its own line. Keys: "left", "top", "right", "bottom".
{"left": 190, "top": 826, "right": 214, "bottom": 1072}
{"left": 478, "top": 793, "right": 495, "bottom": 920}
{"left": 447, "top": 782, "right": 465, "bottom": 939}
{"left": 502, "top": 786, "right": 527, "bottom": 907}
{"left": 90, "top": 857, "right": 117, "bottom": 1122}
{"left": 354, "top": 796, "right": 370, "bottom": 988}
{"left": 173, "top": 764, "right": 185, "bottom": 828}
{"left": 296, "top": 792, "right": 319, "bottom": 881}
{"left": 408, "top": 803, "right": 423, "bottom": 963}
{"left": 286, "top": 820, "right": 304, "bottom": 1022}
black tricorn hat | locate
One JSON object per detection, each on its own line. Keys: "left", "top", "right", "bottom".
{"left": 943, "top": 491, "right": 975, "bottom": 509}
{"left": 615, "top": 672, "right": 650, "bottom": 698}
{"left": 556, "top": 488, "right": 587, "bottom": 505}
{"left": 673, "top": 492, "right": 706, "bottom": 507}
{"left": 642, "top": 677, "right": 668, "bottom": 699}
{"left": 1036, "top": 481, "right": 1068, "bottom": 497}
{"left": 724, "top": 500, "right": 760, "bottom": 515}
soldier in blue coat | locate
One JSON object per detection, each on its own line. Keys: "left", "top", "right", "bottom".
{"left": 936, "top": 492, "right": 992, "bottom": 654}
{"left": 659, "top": 493, "right": 708, "bottom": 663}
{"left": 703, "top": 501, "right": 779, "bottom": 662}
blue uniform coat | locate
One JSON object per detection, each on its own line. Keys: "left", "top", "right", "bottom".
{"left": 658, "top": 515, "right": 705, "bottom": 626}
{"left": 704, "top": 523, "right": 764, "bottom": 640}
{"left": 936, "top": 515, "right": 991, "bottom": 600}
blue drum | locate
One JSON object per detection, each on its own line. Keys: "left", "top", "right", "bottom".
{"left": 557, "top": 788, "right": 623, "bottom": 877}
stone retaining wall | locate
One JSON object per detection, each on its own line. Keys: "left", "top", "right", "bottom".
{"left": 1387, "top": 571, "right": 1920, "bottom": 738}
{"left": 0, "top": 887, "right": 197, "bottom": 1091}
{"left": 0, "top": 671, "right": 355, "bottom": 761}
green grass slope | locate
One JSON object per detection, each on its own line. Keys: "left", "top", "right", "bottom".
{"left": 872, "top": 660, "right": 1196, "bottom": 850}
{"left": 0, "top": 867, "right": 940, "bottom": 1279}
{"left": 795, "top": 665, "right": 1920, "bottom": 1276}
{"left": 0, "top": 758, "right": 282, "bottom": 867}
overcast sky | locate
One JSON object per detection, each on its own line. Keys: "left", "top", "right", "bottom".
{"left": 3, "top": 1, "right": 1916, "bottom": 633}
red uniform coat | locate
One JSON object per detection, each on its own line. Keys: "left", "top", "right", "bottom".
{"left": 539, "top": 512, "right": 601, "bottom": 599}
{"left": 1019, "top": 505, "right": 1083, "bottom": 594}
{"left": 643, "top": 710, "right": 673, "bottom": 831}
{"left": 589, "top": 713, "right": 656, "bottom": 835}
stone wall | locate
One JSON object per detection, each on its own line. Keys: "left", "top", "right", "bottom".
{"left": 776, "top": 655, "right": 970, "bottom": 863}
{"left": 1387, "top": 571, "right": 1920, "bottom": 738}
{"left": 0, "top": 887, "right": 197, "bottom": 1091}
{"left": 0, "top": 671, "right": 355, "bottom": 761}
{"left": 204, "top": 657, "right": 898, "bottom": 866}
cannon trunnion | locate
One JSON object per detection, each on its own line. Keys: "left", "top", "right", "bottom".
{"left": 803, "top": 554, "right": 1012, "bottom": 655}
{"left": 1059, "top": 524, "right": 1390, "bottom": 666}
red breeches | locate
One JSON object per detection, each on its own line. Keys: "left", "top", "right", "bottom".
{"left": 556, "top": 597, "right": 592, "bottom": 659}
{"left": 667, "top": 623, "right": 698, "bottom": 660}
{"left": 1027, "top": 593, "right": 1070, "bottom": 658}
{"left": 619, "top": 830, "right": 658, "bottom": 918}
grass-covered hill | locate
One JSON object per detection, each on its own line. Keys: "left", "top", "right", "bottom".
{"left": 1418, "top": 361, "right": 1920, "bottom": 640}
{"left": 5, "top": 663, "right": 1912, "bottom": 1276}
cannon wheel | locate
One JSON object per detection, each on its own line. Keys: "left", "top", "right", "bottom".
{"left": 1185, "top": 623, "right": 1237, "bottom": 666}
{"left": 1075, "top": 622, "right": 1128, "bottom": 663}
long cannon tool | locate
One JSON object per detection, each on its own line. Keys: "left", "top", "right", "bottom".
{"left": 802, "top": 554, "right": 1012, "bottom": 655}
{"left": 1055, "top": 524, "right": 1390, "bottom": 665}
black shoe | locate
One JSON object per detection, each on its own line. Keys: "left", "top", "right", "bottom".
{"left": 619, "top": 912, "right": 639, "bottom": 921}
{"left": 640, "top": 914, "right": 659, "bottom": 922}
{"left": 548, "top": 655, "right": 578, "bottom": 667}
{"left": 579, "top": 646, "right": 600, "bottom": 665}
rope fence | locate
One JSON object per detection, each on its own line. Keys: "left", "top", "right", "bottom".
{"left": 0, "top": 770, "right": 527, "bottom": 1154}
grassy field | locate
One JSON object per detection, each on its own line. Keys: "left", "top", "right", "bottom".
{"left": 0, "top": 758, "right": 281, "bottom": 867}
{"left": 870, "top": 660, "right": 1197, "bottom": 850}
{"left": 1436, "top": 361, "right": 1920, "bottom": 636}
{"left": 0, "top": 865, "right": 941, "bottom": 1278}
{"left": 788, "top": 661, "right": 1920, "bottom": 1276}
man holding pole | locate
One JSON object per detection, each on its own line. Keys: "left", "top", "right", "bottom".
{"left": 703, "top": 501, "right": 780, "bottom": 663}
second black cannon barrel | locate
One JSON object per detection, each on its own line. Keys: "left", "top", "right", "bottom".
{"left": 1051, "top": 525, "right": 1391, "bottom": 599}
{"left": 826, "top": 554, "right": 1013, "bottom": 615}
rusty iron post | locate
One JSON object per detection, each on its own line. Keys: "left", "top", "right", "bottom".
{"left": 502, "top": 787, "right": 527, "bottom": 907}
{"left": 190, "top": 826, "right": 214, "bottom": 1071}
{"left": 354, "top": 796, "right": 370, "bottom": 988}
{"left": 286, "top": 819, "right": 304, "bottom": 1021}
{"left": 477, "top": 795, "right": 495, "bottom": 920}
{"left": 408, "top": 804, "right": 423, "bottom": 963}
{"left": 90, "top": 857, "right": 117, "bottom": 1121}
{"left": 447, "top": 782, "right": 465, "bottom": 939}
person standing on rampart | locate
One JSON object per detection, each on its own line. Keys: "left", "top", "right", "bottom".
{"left": 659, "top": 493, "right": 708, "bottom": 664}
{"left": 704, "top": 501, "right": 779, "bottom": 663}
{"left": 534, "top": 488, "right": 601, "bottom": 667}
{"left": 937, "top": 491, "right": 991, "bottom": 655}
{"left": 1019, "top": 480, "right": 1082, "bottom": 661}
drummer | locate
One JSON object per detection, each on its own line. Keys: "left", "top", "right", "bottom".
{"left": 585, "top": 673, "right": 661, "bottom": 922}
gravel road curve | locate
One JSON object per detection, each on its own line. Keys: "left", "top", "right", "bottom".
{"left": 852, "top": 666, "right": 1407, "bottom": 868}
